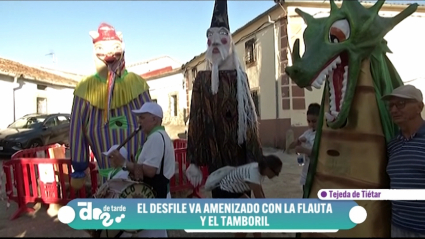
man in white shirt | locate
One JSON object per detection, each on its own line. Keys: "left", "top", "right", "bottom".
{"left": 109, "top": 102, "right": 175, "bottom": 237}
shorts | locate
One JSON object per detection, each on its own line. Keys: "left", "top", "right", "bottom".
{"left": 212, "top": 187, "right": 251, "bottom": 199}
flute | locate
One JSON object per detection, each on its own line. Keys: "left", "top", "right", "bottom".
{"left": 117, "top": 125, "right": 142, "bottom": 151}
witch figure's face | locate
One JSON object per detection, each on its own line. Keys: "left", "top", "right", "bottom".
{"left": 206, "top": 27, "right": 232, "bottom": 66}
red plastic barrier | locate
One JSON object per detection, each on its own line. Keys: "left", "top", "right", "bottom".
{"left": 171, "top": 139, "right": 208, "bottom": 198}
{"left": 3, "top": 158, "right": 97, "bottom": 220}
{"left": 2, "top": 139, "right": 209, "bottom": 220}
{"left": 11, "top": 143, "right": 64, "bottom": 160}
{"left": 173, "top": 139, "right": 187, "bottom": 150}
{"left": 7, "top": 144, "right": 67, "bottom": 207}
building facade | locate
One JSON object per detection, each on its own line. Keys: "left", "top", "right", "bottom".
{"left": 127, "top": 56, "right": 187, "bottom": 126}
{"left": 182, "top": 1, "right": 425, "bottom": 149}
{"left": 0, "top": 58, "right": 77, "bottom": 129}
{"left": 126, "top": 56, "right": 182, "bottom": 76}
{"left": 144, "top": 68, "right": 187, "bottom": 126}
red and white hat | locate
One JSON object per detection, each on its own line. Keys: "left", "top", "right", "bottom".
{"left": 92, "top": 23, "right": 122, "bottom": 44}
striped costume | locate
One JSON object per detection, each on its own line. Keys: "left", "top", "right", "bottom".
{"left": 70, "top": 71, "right": 151, "bottom": 182}
{"left": 70, "top": 23, "right": 151, "bottom": 186}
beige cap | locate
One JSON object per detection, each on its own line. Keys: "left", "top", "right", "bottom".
{"left": 381, "top": 85, "right": 423, "bottom": 102}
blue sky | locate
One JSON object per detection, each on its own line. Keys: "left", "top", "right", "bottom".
{"left": 0, "top": 1, "right": 276, "bottom": 75}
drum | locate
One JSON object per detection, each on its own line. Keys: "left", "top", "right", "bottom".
{"left": 86, "top": 178, "right": 156, "bottom": 238}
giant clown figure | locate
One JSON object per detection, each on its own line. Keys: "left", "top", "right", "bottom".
{"left": 284, "top": 0, "right": 418, "bottom": 237}
{"left": 70, "top": 23, "right": 151, "bottom": 189}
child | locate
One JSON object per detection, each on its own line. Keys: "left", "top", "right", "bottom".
{"left": 288, "top": 103, "right": 320, "bottom": 194}
{"left": 100, "top": 144, "right": 130, "bottom": 180}
{"left": 213, "top": 154, "right": 283, "bottom": 238}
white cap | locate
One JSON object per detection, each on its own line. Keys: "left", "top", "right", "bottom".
{"left": 102, "top": 144, "right": 128, "bottom": 160}
{"left": 382, "top": 85, "right": 423, "bottom": 102}
{"left": 132, "top": 102, "right": 163, "bottom": 119}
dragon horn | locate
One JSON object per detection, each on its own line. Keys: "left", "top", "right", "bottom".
{"left": 369, "top": 0, "right": 385, "bottom": 14}
{"left": 341, "top": 0, "right": 363, "bottom": 10}
{"left": 388, "top": 3, "right": 418, "bottom": 28}
{"left": 295, "top": 8, "right": 314, "bottom": 25}
{"left": 330, "top": 0, "right": 338, "bottom": 12}
{"left": 292, "top": 39, "right": 301, "bottom": 63}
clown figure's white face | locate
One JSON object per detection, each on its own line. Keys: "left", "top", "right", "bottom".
{"left": 93, "top": 40, "right": 123, "bottom": 65}
{"left": 205, "top": 27, "right": 232, "bottom": 66}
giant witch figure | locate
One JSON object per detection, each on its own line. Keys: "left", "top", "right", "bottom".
{"left": 70, "top": 23, "right": 151, "bottom": 189}
{"left": 285, "top": 0, "right": 418, "bottom": 237}
{"left": 185, "top": 0, "right": 262, "bottom": 195}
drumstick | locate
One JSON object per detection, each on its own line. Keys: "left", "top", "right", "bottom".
{"left": 117, "top": 125, "right": 142, "bottom": 151}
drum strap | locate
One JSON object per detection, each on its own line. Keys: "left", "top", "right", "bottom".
{"left": 159, "top": 132, "right": 166, "bottom": 177}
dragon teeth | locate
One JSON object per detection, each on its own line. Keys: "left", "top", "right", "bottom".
{"left": 328, "top": 64, "right": 349, "bottom": 123}
{"left": 325, "top": 112, "right": 336, "bottom": 122}
{"left": 340, "top": 66, "right": 348, "bottom": 110}
{"left": 311, "top": 56, "right": 341, "bottom": 89}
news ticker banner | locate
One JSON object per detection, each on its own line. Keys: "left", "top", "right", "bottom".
{"left": 317, "top": 189, "right": 425, "bottom": 200}
{"left": 57, "top": 198, "right": 366, "bottom": 232}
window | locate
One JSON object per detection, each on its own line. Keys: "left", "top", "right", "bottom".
{"left": 245, "top": 38, "right": 256, "bottom": 65}
{"left": 192, "top": 68, "right": 197, "bottom": 79}
{"left": 152, "top": 99, "right": 157, "bottom": 103}
{"left": 171, "top": 95, "right": 178, "bottom": 117}
{"left": 251, "top": 90, "right": 260, "bottom": 117}
{"left": 57, "top": 115, "right": 70, "bottom": 125}
{"left": 36, "top": 97, "right": 47, "bottom": 114}
{"left": 44, "top": 117, "right": 56, "bottom": 128}
{"left": 37, "top": 84, "right": 47, "bottom": 90}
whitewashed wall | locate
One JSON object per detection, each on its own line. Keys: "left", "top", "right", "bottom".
{"left": 127, "top": 57, "right": 182, "bottom": 75}
{"left": 147, "top": 72, "right": 187, "bottom": 125}
{"left": 0, "top": 74, "right": 75, "bottom": 129}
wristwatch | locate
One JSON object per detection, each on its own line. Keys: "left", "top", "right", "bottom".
{"left": 122, "top": 161, "right": 128, "bottom": 171}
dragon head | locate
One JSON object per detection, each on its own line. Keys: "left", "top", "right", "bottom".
{"left": 285, "top": 0, "right": 418, "bottom": 129}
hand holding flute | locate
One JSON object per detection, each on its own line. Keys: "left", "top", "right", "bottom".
{"left": 109, "top": 126, "right": 142, "bottom": 168}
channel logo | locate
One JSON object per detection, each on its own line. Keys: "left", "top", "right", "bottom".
{"left": 58, "top": 202, "right": 126, "bottom": 227}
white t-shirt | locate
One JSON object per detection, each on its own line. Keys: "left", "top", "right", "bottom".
{"left": 299, "top": 129, "right": 316, "bottom": 185}
{"left": 137, "top": 130, "right": 175, "bottom": 180}
{"left": 132, "top": 129, "right": 174, "bottom": 237}
{"left": 219, "top": 162, "right": 264, "bottom": 193}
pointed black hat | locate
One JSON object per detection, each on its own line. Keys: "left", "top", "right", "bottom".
{"left": 210, "top": 0, "right": 230, "bottom": 31}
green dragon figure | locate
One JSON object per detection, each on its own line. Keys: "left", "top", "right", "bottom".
{"left": 285, "top": 0, "right": 418, "bottom": 237}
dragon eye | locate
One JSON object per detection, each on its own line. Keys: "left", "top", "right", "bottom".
{"left": 329, "top": 19, "right": 350, "bottom": 43}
